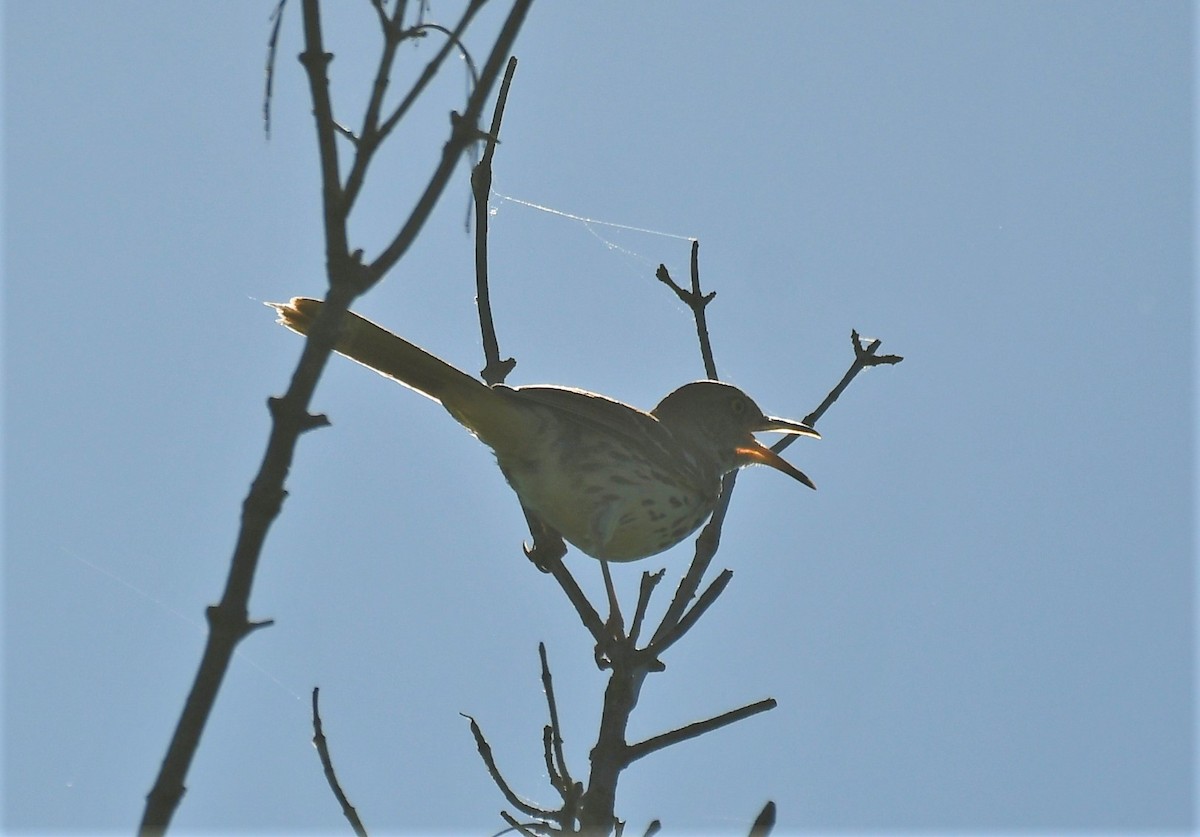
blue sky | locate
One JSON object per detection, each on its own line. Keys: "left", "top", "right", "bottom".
{"left": 4, "top": 2, "right": 1195, "bottom": 834}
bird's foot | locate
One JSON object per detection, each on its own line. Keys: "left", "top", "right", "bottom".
{"left": 523, "top": 531, "right": 567, "bottom": 572}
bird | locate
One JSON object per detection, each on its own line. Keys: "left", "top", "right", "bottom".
{"left": 271, "top": 297, "right": 818, "bottom": 562}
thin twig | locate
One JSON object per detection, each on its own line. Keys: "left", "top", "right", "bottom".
{"left": 538, "top": 643, "right": 575, "bottom": 799}
{"left": 654, "top": 240, "right": 718, "bottom": 380}
{"left": 340, "top": 0, "right": 407, "bottom": 210}
{"left": 648, "top": 471, "right": 736, "bottom": 646}
{"left": 627, "top": 569, "right": 665, "bottom": 644}
{"left": 377, "top": 9, "right": 487, "bottom": 139}
{"left": 623, "top": 698, "right": 777, "bottom": 765}
{"left": 650, "top": 568, "right": 733, "bottom": 656}
{"left": 748, "top": 800, "right": 777, "bottom": 837}
{"left": 138, "top": 7, "right": 353, "bottom": 832}
{"left": 473, "top": 56, "right": 520, "bottom": 385}
{"left": 408, "top": 22, "right": 481, "bottom": 86}
{"left": 498, "top": 810, "right": 546, "bottom": 837}
{"left": 344, "top": 5, "right": 483, "bottom": 209}
{"left": 544, "top": 556, "right": 608, "bottom": 646}
{"left": 298, "top": 1, "right": 353, "bottom": 288}
{"left": 262, "top": 0, "right": 288, "bottom": 138}
{"left": 310, "top": 688, "right": 368, "bottom": 837}
{"left": 774, "top": 329, "right": 904, "bottom": 457}
{"left": 541, "top": 726, "right": 561, "bottom": 796}
{"left": 369, "top": 0, "right": 533, "bottom": 284}
{"left": 462, "top": 713, "right": 555, "bottom": 819}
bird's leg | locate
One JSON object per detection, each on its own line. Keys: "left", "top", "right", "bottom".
{"left": 520, "top": 506, "right": 567, "bottom": 571}
{"left": 600, "top": 559, "right": 625, "bottom": 637}
{"left": 589, "top": 559, "right": 630, "bottom": 669}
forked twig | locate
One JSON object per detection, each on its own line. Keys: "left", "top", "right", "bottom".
{"left": 655, "top": 240, "right": 717, "bottom": 380}
{"left": 538, "top": 643, "right": 577, "bottom": 802}
{"left": 138, "top": 3, "right": 535, "bottom": 832}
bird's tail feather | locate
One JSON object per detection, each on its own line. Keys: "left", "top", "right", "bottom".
{"left": 270, "top": 297, "right": 511, "bottom": 438}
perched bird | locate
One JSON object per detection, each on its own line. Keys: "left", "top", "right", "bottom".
{"left": 272, "top": 297, "right": 818, "bottom": 561}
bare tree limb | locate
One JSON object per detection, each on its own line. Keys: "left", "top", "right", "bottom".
{"left": 369, "top": 0, "right": 534, "bottom": 283}
{"left": 377, "top": 9, "right": 487, "bottom": 140}
{"left": 775, "top": 329, "right": 904, "bottom": 458}
{"left": 627, "top": 569, "right": 665, "bottom": 645}
{"left": 139, "top": 3, "right": 534, "bottom": 832}
{"left": 311, "top": 688, "right": 368, "bottom": 837}
{"left": 463, "top": 713, "right": 556, "bottom": 819}
{"left": 654, "top": 240, "right": 718, "bottom": 380}
{"left": 473, "top": 56, "right": 520, "bottom": 385}
{"left": 649, "top": 568, "right": 733, "bottom": 656}
{"left": 538, "top": 642, "right": 576, "bottom": 802}
{"left": 748, "top": 800, "right": 776, "bottom": 837}
{"left": 623, "top": 698, "right": 777, "bottom": 766}
{"left": 499, "top": 809, "right": 548, "bottom": 837}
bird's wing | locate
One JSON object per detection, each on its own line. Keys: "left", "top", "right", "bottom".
{"left": 508, "top": 385, "right": 694, "bottom": 470}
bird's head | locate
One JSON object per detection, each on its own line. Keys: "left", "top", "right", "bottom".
{"left": 652, "top": 380, "right": 819, "bottom": 488}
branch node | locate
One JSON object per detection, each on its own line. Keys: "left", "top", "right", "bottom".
{"left": 481, "top": 357, "right": 518, "bottom": 387}
{"left": 655, "top": 264, "right": 715, "bottom": 310}
{"left": 450, "top": 109, "right": 500, "bottom": 145}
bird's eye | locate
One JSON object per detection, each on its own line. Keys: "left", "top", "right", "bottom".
{"left": 729, "top": 396, "right": 746, "bottom": 415}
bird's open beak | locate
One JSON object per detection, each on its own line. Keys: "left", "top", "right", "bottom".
{"left": 737, "top": 416, "right": 819, "bottom": 490}
{"left": 758, "top": 416, "right": 820, "bottom": 439}
{"left": 736, "top": 441, "right": 816, "bottom": 489}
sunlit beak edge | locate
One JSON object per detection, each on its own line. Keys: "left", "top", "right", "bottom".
{"left": 736, "top": 441, "right": 817, "bottom": 490}
{"left": 758, "top": 416, "right": 820, "bottom": 439}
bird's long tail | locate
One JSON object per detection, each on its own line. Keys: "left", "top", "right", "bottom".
{"left": 270, "top": 297, "right": 516, "bottom": 441}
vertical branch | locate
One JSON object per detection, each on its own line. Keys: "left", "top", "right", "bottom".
{"left": 311, "top": 688, "right": 368, "bottom": 837}
{"left": 140, "top": 3, "right": 536, "bottom": 833}
{"left": 655, "top": 240, "right": 718, "bottom": 380}
{"left": 298, "top": 0, "right": 351, "bottom": 286}
{"left": 472, "top": 57, "right": 519, "bottom": 385}
{"left": 578, "top": 658, "right": 641, "bottom": 832}
{"left": 688, "top": 241, "right": 719, "bottom": 380}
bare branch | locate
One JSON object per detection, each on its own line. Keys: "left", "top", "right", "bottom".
{"left": 627, "top": 568, "right": 665, "bottom": 644}
{"left": 377, "top": 13, "right": 486, "bottom": 139}
{"left": 499, "top": 809, "right": 549, "bottom": 837}
{"left": 262, "top": 0, "right": 288, "bottom": 138}
{"left": 473, "top": 56, "right": 520, "bottom": 385}
{"left": 654, "top": 240, "right": 718, "bottom": 380}
{"left": 623, "top": 698, "right": 777, "bottom": 765}
{"left": 343, "top": 4, "right": 483, "bottom": 209}
{"left": 139, "top": 4, "right": 536, "bottom": 833}
{"left": 369, "top": 0, "right": 534, "bottom": 284}
{"left": 462, "top": 713, "right": 555, "bottom": 819}
{"left": 297, "top": 0, "right": 351, "bottom": 282}
{"left": 310, "top": 688, "right": 368, "bottom": 837}
{"left": 648, "top": 471, "right": 736, "bottom": 646}
{"left": 775, "top": 329, "right": 904, "bottom": 458}
{"left": 538, "top": 642, "right": 576, "bottom": 799}
{"left": 748, "top": 800, "right": 777, "bottom": 837}
{"left": 649, "top": 569, "right": 732, "bottom": 656}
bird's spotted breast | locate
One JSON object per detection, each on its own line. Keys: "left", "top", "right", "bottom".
{"left": 495, "top": 412, "right": 719, "bottom": 561}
